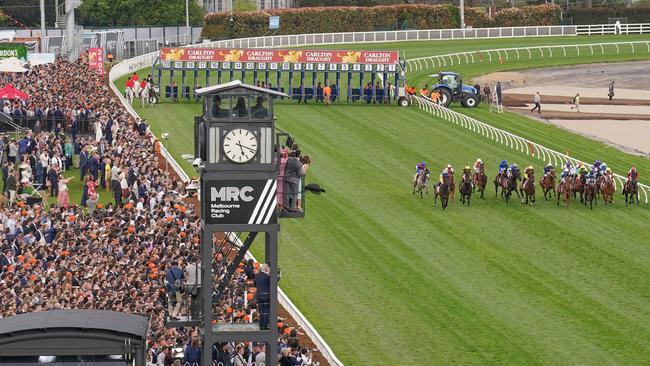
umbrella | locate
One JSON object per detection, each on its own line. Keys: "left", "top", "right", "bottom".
{"left": 0, "top": 84, "right": 29, "bottom": 100}
{"left": 0, "top": 57, "right": 28, "bottom": 73}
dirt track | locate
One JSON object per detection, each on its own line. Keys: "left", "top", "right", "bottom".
{"left": 476, "top": 61, "right": 650, "bottom": 156}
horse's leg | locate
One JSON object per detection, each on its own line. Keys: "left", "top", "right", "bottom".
{"left": 412, "top": 181, "right": 416, "bottom": 195}
{"left": 433, "top": 193, "right": 438, "bottom": 207}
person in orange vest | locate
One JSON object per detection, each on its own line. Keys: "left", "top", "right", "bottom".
{"left": 419, "top": 85, "right": 430, "bottom": 97}
{"left": 406, "top": 85, "right": 416, "bottom": 95}
{"left": 107, "top": 50, "right": 114, "bottom": 64}
{"left": 430, "top": 90, "right": 441, "bottom": 104}
{"left": 323, "top": 84, "right": 331, "bottom": 105}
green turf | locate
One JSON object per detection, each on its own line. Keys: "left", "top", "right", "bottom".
{"left": 114, "top": 34, "right": 650, "bottom": 365}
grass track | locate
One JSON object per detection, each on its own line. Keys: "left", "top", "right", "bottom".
{"left": 114, "top": 34, "right": 650, "bottom": 365}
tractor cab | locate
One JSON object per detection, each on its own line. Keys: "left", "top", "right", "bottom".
{"left": 430, "top": 71, "right": 479, "bottom": 108}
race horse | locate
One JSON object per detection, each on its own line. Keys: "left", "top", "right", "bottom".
{"left": 495, "top": 169, "right": 520, "bottom": 204}
{"left": 125, "top": 87, "right": 135, "bottom": 105}
{"left": 472, "top": 164, "right": 487, "bottom": 200}
{"left": 140, "top": 82, "right": 151, "bottom": 108}
{"left": 434, "top": 174, "right": 451, "bottom": 210}
{"left": 557, "top": 176, "right": 573, "bottom": 207}
{"left": 520, "top": 170, "right": 536, "bottom": 205}
{"left": 600, "top": 173, "right": 615, "bottom": 205}
{"left": 448, "top": 171, "right": 456, "bottom": 204}
{"left": 540, "top": 170, "right": 556, "bottom": 201}
{"left": 459, "top": 170, "right": 473, "bottom": 206}
{"left": 583, "top": 177, "right": 597, "bottom": 209}
{"left": 132, "top": 81, "right": 141, "bottom": 102}
{"left": 622, "top": 176, "right": 640, "bottom": 206}
{"left": 412, "top": 168, "right": 430, "bottom": 198}
{"left": 572, "top": 171, "right": 587, "bottom": 203}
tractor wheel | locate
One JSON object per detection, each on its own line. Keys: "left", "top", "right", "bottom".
{"left": 435, "top": 88, "right": 452, "bottom": 107}
{"left": 461, "top": 94, "right": 479, "bottom": 108}
{"left": 398, "top": 97, "right": 409, "bottom": 107}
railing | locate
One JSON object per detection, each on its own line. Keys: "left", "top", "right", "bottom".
{"left": 412, "top": 95, "right": 650, "bottom": 203}
{"left": 405, "top": 40, "right": 650, "bottom": 72}
{"left": 576, "top": 23, "right": 650, "bottom": 35}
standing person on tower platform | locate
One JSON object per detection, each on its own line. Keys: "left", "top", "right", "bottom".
{"left": 255, "top": 264, "right": 271, "bottom": 330}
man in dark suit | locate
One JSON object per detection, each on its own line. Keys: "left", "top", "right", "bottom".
{"left": 283, "top": 151, "right": 302, "bottom": 211}
{"left": 79, "top": 145, "right": 88, "bottom": 180}
{"left": 47, "top": 165, "right": 59, "bottom": 197}
{"left": 88, "top": 152, "right": 99, "bottom": 180}
{"left": 254, "top": 264, "right": 271, "bottom": 330}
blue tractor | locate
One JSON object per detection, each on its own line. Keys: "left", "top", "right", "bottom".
{"left": 431, "top": 72, "right": 480, "bottom": 108}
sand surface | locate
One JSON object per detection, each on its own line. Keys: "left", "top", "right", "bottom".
{"left": 478, "top": 61, "right": 650, "bottom": 156}
{"left": 550, "top": 119, "right": 650, "bottom": 156}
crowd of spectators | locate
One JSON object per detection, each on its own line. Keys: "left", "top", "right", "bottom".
{"left": 0, "top": 57, "right": 316, "bottom": 365}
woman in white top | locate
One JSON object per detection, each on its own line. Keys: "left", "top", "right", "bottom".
{"left": 120, "top": 169, "right": 128, "bottom": 201}
{"left": 95, "top": 119, "right": 103, "bottom": 142}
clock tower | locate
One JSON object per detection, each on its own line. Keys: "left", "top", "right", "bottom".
{"left": 193, "top": 81, "right": 288, "bottom": 366}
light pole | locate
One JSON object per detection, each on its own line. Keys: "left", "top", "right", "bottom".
{"left": 186, "top": 0, "right": 190, "bottom": 44}
{"left": 40, "top": 0, "right": 46, "bottom": 52}
{"left": 161, "top": 133, "right": 170, "bottom": 172}
{"left": 460, "top": 0, "right": 465, "bottom": 29}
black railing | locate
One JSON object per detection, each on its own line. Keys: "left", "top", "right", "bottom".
{"left": 1, "top": 116, "right": 94, "bottom": 135}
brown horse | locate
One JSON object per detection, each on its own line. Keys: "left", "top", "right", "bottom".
{"left": 623, "top": 176, "right": 640, "bottom": 206}
{"left": 434, "top": 174, "right": 451, "bottom": 210}
{"left": 600, "top": 173, "right": 615, "bottom": 204}
{"left": 448, "top": 171, "right": 456, "bottom": 204}
{"left": 495, "top": 169, "right": 521, "bottom": 203}
{"left": 412, "top": 169, "right": 430, "bottom": 198}
{"left": 557, "top": 177, "right": 573, "bottom": 207}
{"left": 520, "top": 170, "right": 536, "bottom": 205}
{"left": 459, "top": 170, "right": 473, "bottom": 206}
{"left": 584, "top": 177, "right": 597, "bottom": 209}
{"left": 573, "top": 172, "right": 587, "bottom": 203}
{"left": 472, "top": 164, "right": 487, "bottom": 200}
{"left": 540, "top": 170, "right": 556, "bottom": 201}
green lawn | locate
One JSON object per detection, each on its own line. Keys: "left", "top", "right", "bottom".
{"left": 114, "top": 34, "right": 650, "bottom": 365}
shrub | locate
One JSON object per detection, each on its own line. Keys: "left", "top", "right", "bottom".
{"left": 202, "top": 4, "right": 561, "bottom": 40}
{"left": 567, "top": 6, "right": 650, "bottom": 24}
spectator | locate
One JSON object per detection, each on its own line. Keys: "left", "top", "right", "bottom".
{"left": 283, "top": 151, "right": 302, "bottom": 212}
{"left": 255, "top": 264, "right": 271, "bottom": 330}
{"left": 47, "top": 164, "right": 59, "bottom": 197}
{"left": 183, "top": 339, "right": 201, "bottom": 365}
{"left": 6, "top": 168, "right": 17, "bottom": 204}
{"left": 166, "top": 259, "right": 184, "bottom": 320}
{"left": 531, "top": 91, "right": 541, "bottom": 114}
{"left": 297, "top": 155, "right": 310, "bottom": 211}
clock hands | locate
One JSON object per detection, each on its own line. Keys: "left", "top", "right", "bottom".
{"left": 236, "top": 142, "right": 256, "bottom": 152}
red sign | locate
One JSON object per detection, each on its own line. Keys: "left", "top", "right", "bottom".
{"left": 160, "top": 48, "right": 398, "bottom": 64}
{"left": 88, "top": 47, "right": 105, "bottom": 76}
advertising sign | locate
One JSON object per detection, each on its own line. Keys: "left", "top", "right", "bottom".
{"left": 269, "top": 16, "right": 280, "bottom": 30}
{"left": 88, "top": 48, "right": 105, "bottom": 76}
{"left": 0, "top": 43, "right": 28, "bottom": 61}
{"left": 203, "top": 179, "right": 277, "bottom": 225}
{"left": 160, "top": 48, "right": 398, "bottom": 65}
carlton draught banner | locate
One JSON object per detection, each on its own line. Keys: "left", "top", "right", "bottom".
{"left": 160, "top": 48, "right": 398, "bottom": 65}
{"left": 203, "top": 179, "right": 278, "bottom": 225}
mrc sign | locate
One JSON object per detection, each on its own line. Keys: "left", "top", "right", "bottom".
{"left": 203, "top": 179, "right": 277, "bottom": 225}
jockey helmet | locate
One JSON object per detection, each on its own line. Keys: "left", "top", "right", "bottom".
{"left": 447, "top": 164, "right": 452, "bottom": 168}
{"left": 607, "top": 168, "right": 611, "bottom": 172}
{"left": 476, "top": 158, "right": 482, "bottom": 163}
{"left": 563, "top": 168, "right": 569, "bottom": 172}
{"left": 595, "top": 160, "right": 601, "bottom": 165}
{"left": 501, "top": 160, "right": 507, "bottom": 165}
{"left": 512, "top": 163, "right": 518, "bottom": 168}
{"left": 421, "top": 161, "right": 426, "bottom": 165}
{"left": 464, "top": 166, "right": 470, "bottom": 170}
{"left": 527, "top": 165, "right": 533, "bottom": 170}
{"left": 546, "top": 163, "right": 553, "bottom": 167}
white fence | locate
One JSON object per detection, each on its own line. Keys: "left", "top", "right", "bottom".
{"left": 576, "top": 23, "right": 650, "bottom": 35}
{"left": 406, "top": 40, "right": 650, "bottom": 72}
{"left": 413, "top": 96, "right": 650, "bottom": 203}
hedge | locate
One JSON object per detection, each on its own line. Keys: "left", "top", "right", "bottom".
{"left": 202, "top": 4, "right": 561, "bottom": 40}
{"left": 567, "top": 6, "right": 650, "bottom": 25}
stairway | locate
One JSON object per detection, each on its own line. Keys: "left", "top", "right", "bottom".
{"left": 55, "top": 12, "right": 69, "bottom": 29}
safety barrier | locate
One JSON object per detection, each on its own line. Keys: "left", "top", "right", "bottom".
{"left": 576, "top": 23, "right": 650, "bottom": 35}
{"left": 412, "top": 95, "right": 649, "bottom": 203}
{"left": 406, "top": 40, "right": 650, "bottom": 72}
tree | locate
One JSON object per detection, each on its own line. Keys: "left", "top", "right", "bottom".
{"left": 77, "top": 0, "right": 205, "bottom": 27}
{"left": 0, "top": 0, "right": 56, "bottom": 27}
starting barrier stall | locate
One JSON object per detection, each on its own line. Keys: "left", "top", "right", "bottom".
{"left": 152, "top": 48, "right": 405, "bottom": 104}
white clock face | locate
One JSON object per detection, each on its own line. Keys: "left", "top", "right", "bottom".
{"left": 222, "top": 128, "right": 258, "bottom": 163}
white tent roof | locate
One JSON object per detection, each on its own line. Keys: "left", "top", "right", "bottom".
{"left": 0, "top": 57, "right": 27, "bottom": 73}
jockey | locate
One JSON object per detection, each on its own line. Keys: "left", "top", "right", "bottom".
{"left": 543, "top": 163, "right": 554, "bottom": 176}
{"left": 413, "top": 161, "right": 427, "bottom": 184}
{"left": 439, "top": 170, "right": 449, "bottom": 184}
{"left": 587, "top": 167, "right": 597, "bottom": 181}
{"left": 560, "top": 167, "right": 570, "bottom": 182}
{"left": 132, "top": 72, "right": 139, "bottom": 82}
{"left": 627, "top": 166, "right": 638, "bottom": 183}
{"left": 523, "top": 165, "right": 534, "bottom": 182}
{"left": 498, "top": 160, "right": 508, "bottom": 174}
{"left": 577, "top": 164, "right": 588, "bottom": 176}
{"left": 444, "top": 164, "right": 454, "bottom": 176}
{"left": 125, "top": 77, "right": 135, "bottom": 94}
{"left": 473, "top": 158, "right": 483, "bottom": 173}
{"left": 509, "top": 163, "right": 520, "bottom": 178}
{"left": 593, "top": 160, "right": 602, "bottom": 172}
{"left": 564, "top": 161, "right": 575, "bottom": 176}
{"left": 598, "top": 162, "right": 608, "bottom": 176}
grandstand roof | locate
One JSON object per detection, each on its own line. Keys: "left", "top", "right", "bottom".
{"left": 0, "top": 310, "right": 148, "bottom": 338}
{"left": 195, "top": 80, "right": 288, "bottom": 97}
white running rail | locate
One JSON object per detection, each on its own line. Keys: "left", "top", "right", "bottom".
{"left": 406, "top": 40, "right": 650, "bottom": 72}
{"left": 412, "top": 95, "right": 649, "bottom": 203}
